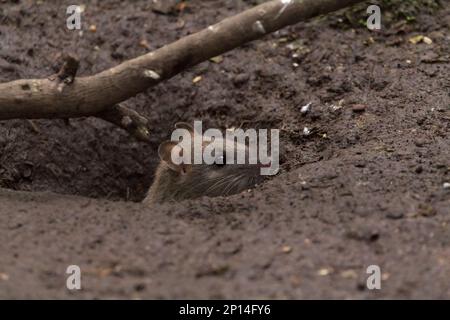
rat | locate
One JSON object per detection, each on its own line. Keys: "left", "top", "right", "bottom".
{"left": 143, "top": 122, "right": 266, "bottom": 204}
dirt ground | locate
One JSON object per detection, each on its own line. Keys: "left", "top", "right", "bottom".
{"left": 0, "top": 0, "right": 449, "bottom": 299}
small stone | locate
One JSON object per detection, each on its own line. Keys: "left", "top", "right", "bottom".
{"left": 300, "top": 102, "right": 312, "bottom": 114}
{"left": 386, "top": 212, "right": 404, "bottom": 220}
{"left": 423, "top": 36, "right": 433, "bottom": 45}
{"left": 89, "top": 25, "right": 97, "bottom": 33}
{"left": 150, "top": 0, "right": 178, "bottom": 14}
{"left": 429, "top": 31, "right": 444, "bottom": 40}
{"left": 340, "top": 270, "right": 357, "bottom": 279}
{"left": 233, "top": 73, "right": 250, "bottom": 86}
{"left": 443, "top": 182, "right": 450, "bottom": 189}
{"left": 303, "top": 127, "right": 311, "bottom": 136}
{"left": 317, "top": 268, "right": 333, "bottom": 276}
{"left": 352, "top": 104, "right": 366, "bottom": 112}
{"left": 0, "top": 273, "right": 9, "bottom": 281}
{"left": 414, "top": 138, "right": 428, "bottom": 147}
{"left": 281, "top": 245, "right": 292, "bottom": 253}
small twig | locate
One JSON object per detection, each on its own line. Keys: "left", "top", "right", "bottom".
{"left": 97, "top": 104, "right": 151, "bottom": 142}
{"left": 49, "top": 54, "right": 80, "bottom": 93}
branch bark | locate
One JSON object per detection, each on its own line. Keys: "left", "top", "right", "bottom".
{"left": 0, "top": 0, "right": 365, "bottom": 140}
{"left": 97, "top": 104, "right": 151, "bottom": 142}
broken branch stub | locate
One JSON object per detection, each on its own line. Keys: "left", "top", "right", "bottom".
{"left": 97, "top": 104, "right": 151, "bottom": 142}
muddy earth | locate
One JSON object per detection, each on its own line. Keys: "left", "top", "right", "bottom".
{"left": 0, "top": 0, "right": 449, "bottom": 299}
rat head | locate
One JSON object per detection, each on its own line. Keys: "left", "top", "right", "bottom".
{"left": 152, "top": 122, "right": 266, "bottom": 202}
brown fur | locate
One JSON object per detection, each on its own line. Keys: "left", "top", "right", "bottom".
{"left": 143, "top": 122, "right": 264, "bottom": 204}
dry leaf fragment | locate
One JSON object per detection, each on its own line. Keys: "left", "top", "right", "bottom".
{"left": 210, "top": 56, "right": 223, "bottom": 63}
{"left": 192, "top": 76, "right": 202, "bottom": 83}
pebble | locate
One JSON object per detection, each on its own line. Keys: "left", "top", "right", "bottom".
{"left": 414, "top": 138, "right": 428, "bottom": 147}
{"left": 340, "top": 270, "right": 357, "bottom": 279}
{"left": 317, "top": 268, "right": 333, "bottom": 276}
{"left": 386, "top": 212, "right": 404, "bottom": 220}
{"left": 281, "top": 245, "right": 292, "bottom": 253}
{"left": 382, "top": 273, "right": 390, "bottom": 281}
{"left": 303, "top": 127, "right": 311, "bottom": 136}
{"left": 150, "top": 0, "right": 178, "bottom": 14}
{"left": 423, "top": 36, "right": 433, "bottom": 45}
{"left": 443, "top": 182, "right": 450, "bottom": 189}
{"left": 352, "top": 104, "right": 366, "bottom": 112}
{"left": 233, "top": 73, "right": 250, "bottom": 86}
{"left": 300, "top": 102, "right": 312, "bottom": 114}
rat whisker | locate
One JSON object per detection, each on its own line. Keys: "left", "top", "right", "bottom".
{"left": 205, "top": 174, "right": 239, "bottom": 195}
{"left": 223, "top": 174, "right": 244, "bottom": 196}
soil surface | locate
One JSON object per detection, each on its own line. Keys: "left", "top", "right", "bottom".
{"left": 0, "top": 0, "right": 449, "bottom": 299}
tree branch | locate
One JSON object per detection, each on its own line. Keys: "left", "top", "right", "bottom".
{"left": 0, "top": 0, "right": 365, "bottom": 140}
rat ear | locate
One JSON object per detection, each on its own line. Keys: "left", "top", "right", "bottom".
{"left": 158, "top": 141, "right": 190, "bottom": 175}
{"left": 175, "top": 122, "right": 195, "bottom": 136}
